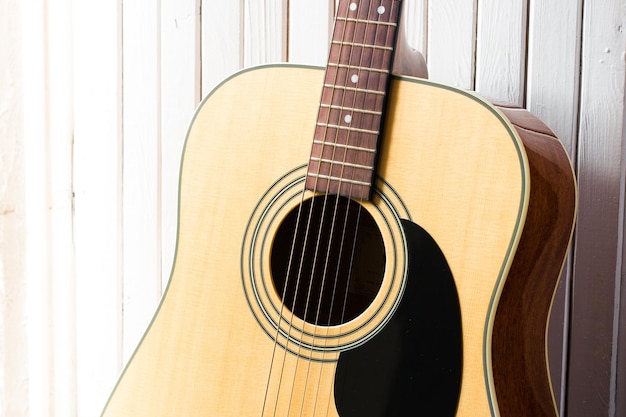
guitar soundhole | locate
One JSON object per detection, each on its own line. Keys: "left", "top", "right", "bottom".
{"left": 270, "top": 195, "right": 386, "bottom": 326}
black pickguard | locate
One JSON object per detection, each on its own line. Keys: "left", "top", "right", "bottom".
{"left": 334, "top": 219, "right": 463, "bottom": 416}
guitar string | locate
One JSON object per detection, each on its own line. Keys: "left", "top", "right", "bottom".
{"left": 310, "top": 2, "right": 400, "bottom": 417}
{"left": 285, "top": 1, "right": 374, "bottom": 416}
{"left": 307, "top": 2, "right": 400, "bottom": 415}
{"left": 310, "top": 1, "right": 397, "bottom": 415}
{"left": 260, "top": 1, "right": 357, "bottom": 416}
{"left": 308, "top": 0, "right": 374, "bottom": 413}
{"left": 293, "top": 1, "right": 380, "bottom": 416}
{"left": 258, "top": 182, "right": 309, "bottom": 417}
{"left": 259, "top": 1, "right": 396, "bottom": 415}
{"left": 256, "top": 20, "right": 351, "bottom": 408}
{"left": 270, "top": 0, "right": 379, "bottom": 415}
{"left": 303, "top": 1, "right": 400, "bottom": 416}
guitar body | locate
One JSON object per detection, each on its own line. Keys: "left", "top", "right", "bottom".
{"left": 100, "top": 64, "right": 576, "bottom": 417}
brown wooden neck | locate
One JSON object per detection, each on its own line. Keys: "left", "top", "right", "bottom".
{"left": 306, "top": 0, "right": 402, "bottom": 200}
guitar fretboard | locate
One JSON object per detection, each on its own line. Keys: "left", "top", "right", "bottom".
{"left": 306, "top": 0, "right": 401, "bottom": 200}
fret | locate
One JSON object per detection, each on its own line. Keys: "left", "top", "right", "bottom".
{"left": 331, "top": 41, "right": 394, "bottom": 52}
{"left": 313, "top": 140, "right": 376, "bottom": 154}
{"left": 335, "top": 16, "right": 398, "bottom": 27}
{"left": 310, "top": 157, "right": 374, "bottom": 171}
{"left": 306, "top": 0, "right": 401, "bottom": 200}
{"left": 323, "top": 84, "right": 386, "bottom": 96}
{"left": 306, "top": 173, "right": 372, "bottom": 188}
{"left": 320, "top": 103, "right": 383, "bottom": 116}
{"left": 316, "top": 122, "right": 379, "bottom": 136}
{"left": 327, "top": 63, "right": 390, "bottom": 74}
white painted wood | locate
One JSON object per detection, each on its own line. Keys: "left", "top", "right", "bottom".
{"left": 427, "top": 0, "right": 477, "bottom": 89}
{"left": 244, "top": 0, "right": 288, "bottom": 66}
{"left": 527, "top": 0, "right": 583, "bottom": 155}
{"left": 72, "top": 1, "right": 124, "bottom": 415}
{"left": 568, "top": 0, "right": 626, "bottom": 415}
{"left": 161, "top": 0, "right": 202, "bottom": 290}
{"left": 1, "top": 1, "right": 27, "bottom": 416}
{"left": 19, "top": 1, "right": 53, "bottom": 416}
{"left": 287, "top": 0, "right": 333, "bottom": 66}
{"left": 46, "top": 1, "right": 78, "bottom": 415}
{"left": 526, "top": 4, "right": 583, "bottom": 411}
{"left": 402, "top": 0, "right": 428, "bottom": 59}
{"left": 122, "top": 0, "right": 162, "bottom": 363}
{"left": 202, "top": 0, "right": 243, "bottom": 93}
{"left": 475, "top": 0, "right": 528, "bottom": 106}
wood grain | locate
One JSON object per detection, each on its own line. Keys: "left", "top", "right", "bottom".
{"left": 47, "top": 2, "right": 80, "bottom": 415}
{"left": 526, "top": 0, "right": 582, "bottom": 155}
{"left": 101, "top": 65, "right": 537, "bottom": 417}
{"left": 244, "top": 0, "right": 288, "bottom": 65}
{"left": 306, "top": 0, "right": 401, "bottom": 200}
{"left": 163, "top": 0, "right": 203, "bottom": 290}
{"left": 4, "top": 2, "right": 624, "bottom": 416}
{"left": 288, "top": 0, "right": 334, "bottom": 65}
{"left": 122, "top": 0, "right": 162, "bottom": 362}
{"left": 201, "top": 0, "right": 242, "bottom": 93}
{"left": 568, "top": 1, "right": 626, "bottom": 415}
{"left": 0, "top": 2, "right": 27, "bottom": 414}
{"left": 427, "top": 0, "right": 477, "bottom": 89}
{"left": 475, "top": 0, "right": 528, "bottom": 106}
{"left": 15, "top": 2, "right": 51, "bottom": 415}
{"left": 72, "top": 1, "right": 124, "bottom": 415}
{"left": 400, "top": 0, "right": 427, "bottom": 63}
{"left": 492, "top": 106, "right": 577, "bottom": 417}
{"left": 393, "top": 0, "right": 428, "bottom": 79}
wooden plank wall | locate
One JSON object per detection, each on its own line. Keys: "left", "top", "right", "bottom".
{"left": 2, "top": 0, "right": 625, "bottom": 416}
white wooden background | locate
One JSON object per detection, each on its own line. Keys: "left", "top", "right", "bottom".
{"left": 1, "top": 0, "right": 625, "bottom": 416}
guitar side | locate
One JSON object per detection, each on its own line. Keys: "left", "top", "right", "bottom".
{"left": 491, "top": 106, "right": 577, "bottom": 416}
{"left": 100, "top": 65, "right": 575, "bottom": 417}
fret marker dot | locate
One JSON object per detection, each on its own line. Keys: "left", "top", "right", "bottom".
{"left": 350, "top": 3, "right": 357, "bottom": 11}
{"left": 344, "top": 114, "right": 353, "bottom": 124}
{"left": 351, "top": 74, "right": 359, "bottom": 83}
{"left": 377, "top": 6, "right": 386, "bottom": 14}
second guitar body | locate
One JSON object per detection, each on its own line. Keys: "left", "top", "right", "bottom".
{"left": 100, "top": 64, "right": 576, "bottom": 417}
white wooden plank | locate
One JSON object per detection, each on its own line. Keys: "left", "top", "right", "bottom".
{"left": 20, "top": 2, "right": 78, "bottom": 415}
{"left": 2, "top": 1, "right": 28, "bottom": 416}
{"left": 568, "top": 1, "right": 626, "bottom": 415}
{"left": 122, "top": 0, "right": 162, "bottom": 363}
{"left": 527, "top": 0, "right": 583, "bottom": 156}
{"left": 19, "top": 1, "right": 53, "bottom": 416}
{"left": 526, "top": 3, "right": 583, "bottom": 412}
{"left": 475, "top": 0, "right": 528, "bottom": 105}
{"left": 46, "top": 0, "right": 78, "bottom": 415}
{"left": 244, "top": 0, "right": 288, "bottom": 66}
{"left": 402, "top": 0, "right": 428, "bottom": 59}
{"left": 72, "top": 0, "right": 124, "bottom": 415}
{"left": 161, "top": 0, "right": 202, "bottom": 290}
{"left": 201, "top": 0, "right": 243, "bottom": 93}
{"left": 288, "top": 0, "right": 334, "bottom": 66}
{"left": 427, "top": 0, "right": 477, "bottom": 89}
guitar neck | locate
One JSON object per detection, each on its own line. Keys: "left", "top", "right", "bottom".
{"left": 305, "top": 0, "right": 402, "bottom": 200}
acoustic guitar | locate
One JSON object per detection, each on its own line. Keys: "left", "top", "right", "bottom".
{"left": 101, "top": 1, "right": 577, "bottom": 415}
